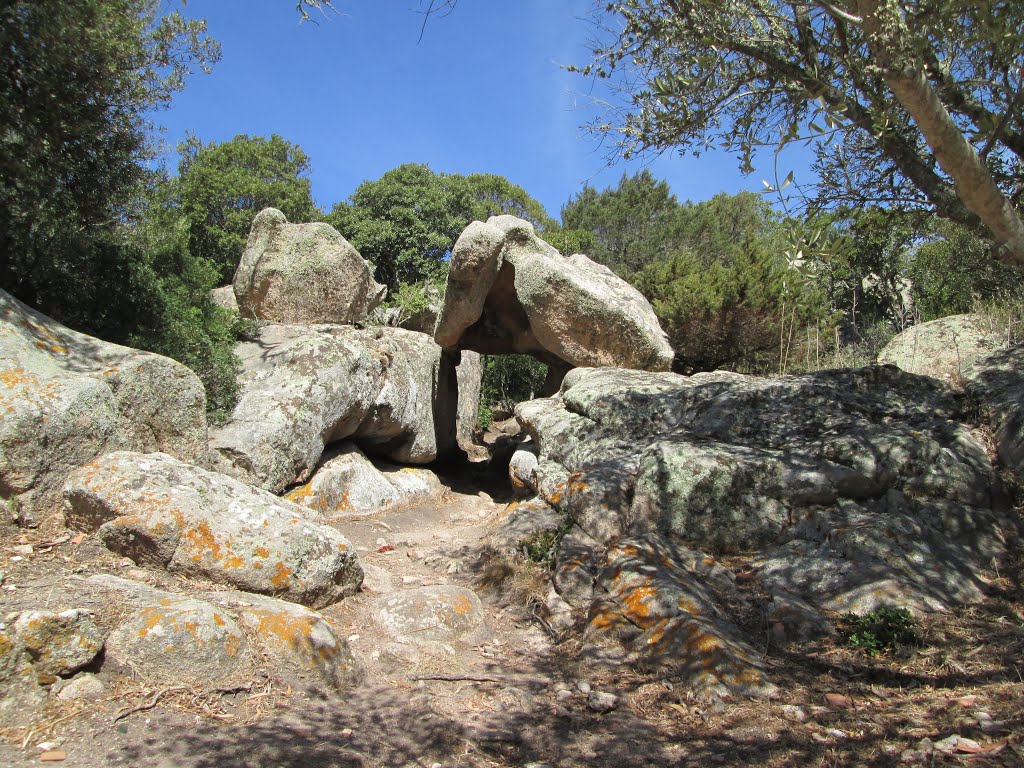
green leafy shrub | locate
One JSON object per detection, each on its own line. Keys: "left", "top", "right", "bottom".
{"left": 841, "top": 607, "right": 920, "bottom": 656}
{"left": 480, "top": 354, "right": 548, "bottom": 421}
{"left": 520, "top": 516, "right": 575, "bottom": 570}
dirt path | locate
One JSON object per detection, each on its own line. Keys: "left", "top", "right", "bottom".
{"left": 3, "top": 465, "right": 1024, "bottom": 767}
{"left": 0, "top": 467, "right": 664, "bottom": 768}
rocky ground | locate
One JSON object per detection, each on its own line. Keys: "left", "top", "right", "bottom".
{"left": 2, "top": 460, "right": 1023, "bottom": 768}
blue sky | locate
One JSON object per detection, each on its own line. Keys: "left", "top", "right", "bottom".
{"left": 155, "top": 0, "right": 815, "bottom": 220}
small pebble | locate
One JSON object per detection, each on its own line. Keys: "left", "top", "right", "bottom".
{"left": 11, "top": 544, "right": 33, "bottom": 556}
{"left": 555, "top": 689, "right": 573, "bottom": 702}
{"left": 576, "top": 680, "right": 591, "bottom": 694}
{"left": 586, "top": 691, "right": 618, "bottom": 713}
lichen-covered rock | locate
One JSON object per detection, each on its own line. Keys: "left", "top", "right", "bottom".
{"left": 209, "top": 323, "right": 457, "bottom": 493}
{"left": 209, "top": 285, "right": 239, "bottom": 315}
{"left": 434, "top": 216, "right": 672, "bottom": 373}
{"left": 0, "top": 626, "right": 46, "bottom": 727}
{"left": 965, "top": 343, "right": 1024, "bottom": 476}
{"left": 375, "top": 586, "right": 486, "bottom": 644}
{"left": 456, "top": 350, "right": 483, "bottom": 454}
{"left": 487, "top": 497, "right": 564, "bottom": 553}
{"left": 12, "top": 609, "right": 105, "bottom": 678}
{"left": 878, "top": 314, "right": 1003, "bottom": 382}
{"left": 0, "top": 288, "right": 207, "bottom": 523}
{"left": 516, "top": 365, "right": 1016, "bottom": 693}
{"left": 202, "top": 592, "right": 360, "bottom": 690}
{"left": 285, "top": 444, "right": 443, "bottom": 518}
{"left": 87, "top": 575, "right": 360, "bottom": 690}
{"left": 586, "top": 537, "right": 774, "bottom": 698}
{"left": 508, "top": 447, "right": 539, "bottom": 493}
{"left": 96, "top": 580, "right": 253, "bottom": 688}
{"left": 65, "top": 452, "right": 363, "bottom": 608}
{"left": 233, "top": 208, "right": 385, "bottom": 324}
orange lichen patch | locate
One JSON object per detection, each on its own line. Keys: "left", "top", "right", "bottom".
{"left": 253, "top": 547, "right": 271, "bottom": 558}
{"left": 255, "top": 612, "right": 337, "bottom": 661}
{"left": 676, "top": 596, "right": 700, "bottom": 615}
{"left": 645, "top": 617, "right": 671, "bottom": 646}
{"left": 286, "top": 482, "right": 315, "bottom": 505}
{"left": 336, "top": 543, "right": 347, "bottom": 551}
{"left": 453, "top": 595, "right": 473, "bottom": 616}
{"left": 33, "top": 340, "right": 68, "bottom": 354}
{"left": 181, "top": 520, "right": 223, "bottom": 562}
{"left": 587, "top": 601, "right": 630, "bottom": 633}
{"left": 567, "top": 472, "right": 589, "bottom": 495}
{"left": 271, "top": 562, "right": 293, "bottom": 589}
{"left": 224, "top": 633, "right": 241, "bottom": 658}
{"left": 0, "top": 367, "right": 39, "bottom": 388}
{"left": 685, "top": 622, "right": 725, "bottom": 656}
{"left": 622, "top": 583, "right": 659, "bottom": 624}
{"left": 136, "top": 607, "right": 169, "bottom": 638}
{"left": 213, "top": 614, "right": 226, "bottom": 627}
{"left": 224, "top": 553, "right": 246, "bottom": 569}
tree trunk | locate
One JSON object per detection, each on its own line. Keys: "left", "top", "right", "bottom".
{"left": 856, "top": 0, "right": 1024, "bottom": 267}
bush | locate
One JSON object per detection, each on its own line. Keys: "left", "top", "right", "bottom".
{"left": 480, "top": 354, "right": 548, "bottom": 423}
{"left": 841, "top": 607, "right": 920, "bottom": 656}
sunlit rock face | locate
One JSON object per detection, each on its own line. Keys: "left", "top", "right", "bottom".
{"left": 0, "top": 288, "right": 206, "bottom": 525}
{"left": 511, "top": 364, "right": 1017, "bottom": 696}
{"left": 208, "top": 323, "right": 458, "bottom": 494}
{"left": 233, "top": 207, "right": 385, "bottom": 325}
{"left": 434, "top": 216, "right": 673, "bottom": 388}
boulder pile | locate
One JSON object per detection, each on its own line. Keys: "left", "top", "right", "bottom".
{"left": 434, "top": 216, "right": 673, "bottom": 387}
{"left": 508, "top": 364, "right": 1019, "bottom": 695}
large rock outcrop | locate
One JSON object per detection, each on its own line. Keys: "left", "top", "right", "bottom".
{"left": 965, "top": 343, "right": 1024, "bottom": 476}
{"left": 434, "top": 216, "right": 673, "bottom": 376}
{"left": 233, "top": 208, "right": 386, "bottom": 325}
{"left": 64, "top": 452, "right": 363, "bottom": 608}
{"left": 513, "top": 365, "right": 1017, "bottom": 695}
{"left": 0, "top": 289, "right": 207, "bottom": 524}
{"left": 209, "top": 323, "right": 457, "bottom": 494}
{"left": 878, "top": 314, "right": 1004, "bottom": 383}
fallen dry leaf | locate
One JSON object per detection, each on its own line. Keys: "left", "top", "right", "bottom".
{"left": 955, "top": 695, "right": 978, "bottom": 707}
{"left": 825, "top": 693, "right": 853, "bottom": 709}
{"left": 39, "top": 751, "right": 66, "bottom": 762}
{"left": 957, "top": 739, "right": 1006, "bottom": 755}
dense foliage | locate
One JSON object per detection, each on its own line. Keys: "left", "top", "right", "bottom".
{"left": 577, "top": 0, "right": 1024, "bottom": 265}
{"left": 0, "top": 0, "right": 218, "bottom": 333}
{"left": 326, "top": 164, "right": 554, "bottom": 295}
{"left": 177, "top": 134, "right": 319, "bottom": 283}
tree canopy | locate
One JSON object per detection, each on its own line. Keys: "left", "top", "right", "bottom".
{"left": 0, "top": 0, "right": 218, "bottom": 329}
{"left": 326, "top": 164, "right": 552, "bottom": 295}
{"left": 578, "top": 0, "right": 1024, "bottom": 265}
{"left": 177, "top": 134, "right": 319, "bottom": 283}
{"left": 561, "top": 170, "right": 683, "bottom": 278}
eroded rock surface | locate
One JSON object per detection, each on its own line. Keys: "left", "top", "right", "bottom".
{"left": 374, "top": 586, "right": 486, "bottom": 644}
{"left": 87, "top": 575, "right": 360, "bottom": 690}
{"left": 64, "top": 452, "right": 363, "bottom": 608}
{"left": 966, "top": 342, "right": 1024, "bottom": 476}
{"left": 209, "top": 323, "right": 457, "bottom": 493}
{"left": 0, "top": 288, "right": 207, "bottom": 524}
{"left": 285, "top": 444, "right": 443, "bottom": 518}
{"left": 515, "top": 365, "right": 1016, "bottom": 694}
{"left": 233, "top": 208, "right": 385, "bottom": 325}
{"left": 878, "top": 314, "right": 1003, "bottom": 383}
{"left": 434, "top": 216, "right": 673, "bottom": 374}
